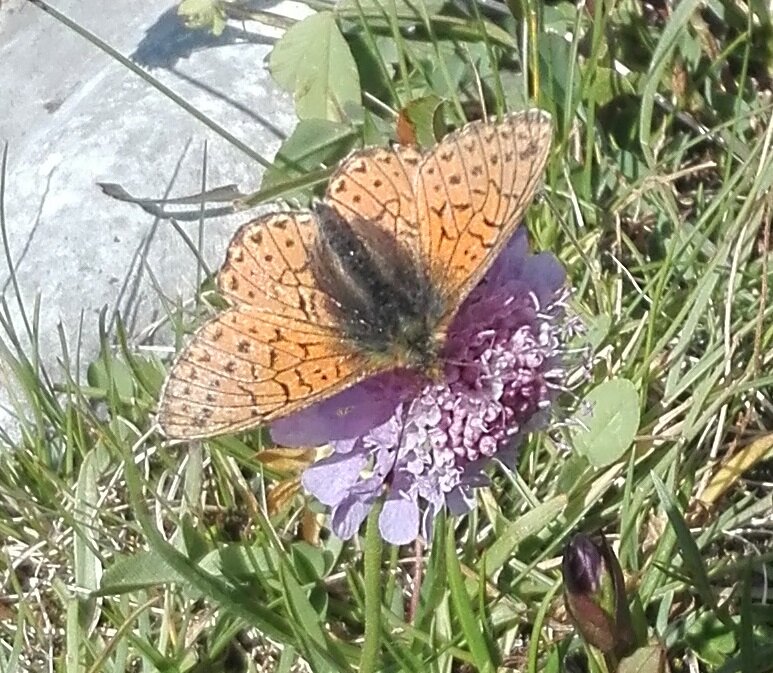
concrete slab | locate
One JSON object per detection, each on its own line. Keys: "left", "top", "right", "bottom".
{"left": 0, "top": 0, "right": 304, "bottom": 427}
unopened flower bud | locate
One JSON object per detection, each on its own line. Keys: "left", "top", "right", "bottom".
{"left": 562, "top": 533, "right": 635, "bottom": 657}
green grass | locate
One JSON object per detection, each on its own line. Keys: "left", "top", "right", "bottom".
{"left": 2, "top": 1, "right": 773, "bottom": 672}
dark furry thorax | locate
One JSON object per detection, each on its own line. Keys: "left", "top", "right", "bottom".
{"left": 311, "top": 203, "right": 446, "bottom": 372}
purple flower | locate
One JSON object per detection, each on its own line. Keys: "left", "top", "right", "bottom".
{"left": 270, "top": 230, "right": 572, "bottom": 545}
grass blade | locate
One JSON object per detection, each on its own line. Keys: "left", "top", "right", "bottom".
{"left": 445, "top": 522, "right": 495, "bottom": 673}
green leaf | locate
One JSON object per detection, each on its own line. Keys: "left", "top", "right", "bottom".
{"left": 87, "top": 355, "right": 135, "bottom": 401}
{"left": 361, "top": 109, "right": 393, "bottom": 146}
{"left": 232, "top": 167, "right": 334, "bottom": 209}
{"left": 618, "top": 644, "right": 671, "bottom": 673}
{"left": 582, "top": 313, "right": 611, "bottom": 351}
{"left": 74, "top": 446, "right": 109, "bottom": 629}
{"left": 99, "top": 542, "right": 279, "bottom": 597}
{"left": 122, "top": 452, "right": 297, "bottom": 641}
{"left": 399, "top": 94, "right": 443, "bottom": 147}
{"left": 279, "top": 563, "right": 340, "bottom": 673}
{"left": 651, "top": 473, "right": 718, "bottom": 611}
{"left": 402, "top": 40, "right": 487, "bottom": 104}
{"left": 291, "top": 541, "right": 326, "bottom": 583}
{"left": 347, "top": 33, "right": 396, "bottom": 105}
{"left": 177, "top": 0, "right": 226, "bottom": 36}
{"left": 180, "top": 515, "right": 209, "bottom": 562}
{"left": 99, "top": 550, "right": 182, "bottom": 594}
{"left": 336, "top": 0, "right": 513, "bottom": 48}
{"left": 74, "top": 447, "right": 109, "bottom": 593}
{"left": 588, "top": 66, "right": 636, "bottom": 107}
{"left": 686, "top": 612, "right": 736, "bottom": 667}
{"left": 557, "top": 452, "right": 591, "bottom": 494}
{"left": 479, "top": 495, "right": 568, "bottom": 578}
{"left": 261, "top": 119, "right": 359, "bottom": 201}
{"left": 413, "top": 513, "right": 447, "bottom": 629}
{"left": 269, "top": 12, "right": 361, "bottom": 122}
{"left": 571, "top": 379, "right": 640, "bottom": 468}
{"left": 125, "top": 353, "right": 165, "bottom": 399}
{"left": 639, "top": 0, "right": 702, "bottom": 166}
{"left": 538, "top": 32, "right": 579, "bottom": 119}
{"left": 198, "top": 543, "right": 279, "bottom": 587}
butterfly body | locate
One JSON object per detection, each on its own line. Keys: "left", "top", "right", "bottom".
{"left": 159, "top": 110, "right": 553, "bottom": 440}
{"left": 312, "top": 202, "right": 446, "bottom": 377}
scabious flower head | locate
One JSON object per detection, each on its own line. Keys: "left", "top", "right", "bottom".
{"left": 271, "top": 230, "right": 574, "bottom": 544}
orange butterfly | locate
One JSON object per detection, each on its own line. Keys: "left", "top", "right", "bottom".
{"left": 158, "top": 110, "right": 553, "bottom": 439}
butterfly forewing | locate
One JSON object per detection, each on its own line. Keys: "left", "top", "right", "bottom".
{"left": 158, "top": 211, "right": 388, "bottom": 439}
{"left": 324, "top": 145, "right": 424, "bottom": 261}
{"left": 414, "top": 110, "right": 552, "bottom": 325}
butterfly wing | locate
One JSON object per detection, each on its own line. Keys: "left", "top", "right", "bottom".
{"left": 158, "top": 212, "right": 386, "bottom": 439}
{"left": 324, "top": 145, "right": 423, "bottom": 258}
{"left": 159, "top": 111, "right": 553, "bottom": 438}
{"left": 414, "top": 110, "right": 553, "bottom": 325}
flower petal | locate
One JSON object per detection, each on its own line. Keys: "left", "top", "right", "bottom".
{"left": 486, "top": 228, "right": 529, "bottom": 284}
{"left": 445, "top": 484, "right": 476, "bottom": 515}
{"left": 301, "top": 451, "right": 368, "bottom": 506}
{"left": 330, "top": 479, "right": 380, "bottom": 539}
{"left": 270, "top": 372, "right": 414, "bottom": 446}
{"left": 520, "top": 252, "right": 566, "bottom": 304}
{"left": 379, "top": 494, "right": 419, "bottom": 545}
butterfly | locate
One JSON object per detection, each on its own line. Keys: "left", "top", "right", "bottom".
{"left": 158, "top": 109, "right": 553, "bottom": 439}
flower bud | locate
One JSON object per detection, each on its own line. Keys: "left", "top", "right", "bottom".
{"left": 562, "top": 532, "right": 635, "bottom": 657}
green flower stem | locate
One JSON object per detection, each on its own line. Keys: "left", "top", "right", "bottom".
{"left": 360, "top": 499, "right": 384, "bottom": 673}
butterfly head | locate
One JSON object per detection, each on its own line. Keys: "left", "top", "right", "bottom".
{"left": 387, "top": 319, "right": 447, "bottom": 382}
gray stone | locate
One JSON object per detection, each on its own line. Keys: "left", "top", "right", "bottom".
{"left": 0, "top": 0, "right": 303, "bottom": 429}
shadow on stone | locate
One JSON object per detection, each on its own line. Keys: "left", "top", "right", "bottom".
{"left": 130, "top": 3, "right": 276, "bottom": 69}
{"left": 168, "top": 65, "right": 288, "bottom": 140}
